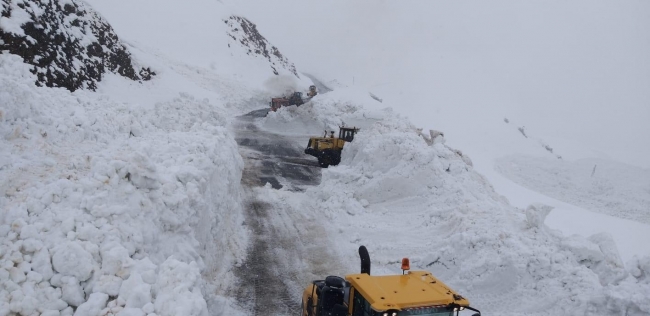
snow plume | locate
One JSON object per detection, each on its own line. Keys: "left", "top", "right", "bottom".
{"left": 0, "top": 0, "right": 154, "bottom": 91}
{"left": 0, "top": 53, "right": 245, "bottom": 315}
{"left": 263, "top": 74, "right": 302, "bottom": 96}
{"left": 262, "top": 89, "right": 650, "bottom": 315}
{"left": 224, "top": 15, "right": 299, "bottom": 77}
{"left": 261, "top": 87, "right": 390, "bottom": 135}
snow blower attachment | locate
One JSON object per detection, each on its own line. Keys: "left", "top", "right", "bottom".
{"left": 304, "top": 126, "right": 359, "bottom": 168}
{"left": 300, "top": 246, "right": 481, "bottom": 316}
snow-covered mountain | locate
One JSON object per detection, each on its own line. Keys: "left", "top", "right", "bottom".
{"left": 0, "top": 0, "right": 153, "bottom": 91}
{"left": 1, "top": 0, "right": 649, "bottom": 315}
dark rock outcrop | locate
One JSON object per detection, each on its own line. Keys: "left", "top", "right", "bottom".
{"left": 224, "top": 16, "right": 298, "bottom": 77}
{"left": 0, "top": 0, "right": 154, "bottom": 91}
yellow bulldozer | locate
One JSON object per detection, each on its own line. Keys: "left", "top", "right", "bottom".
{"left": 304, "top": 126, "right": 359, "bottom": 168}
{"left": 307, "top": 85, "right": 318, "bottom": 98}
{"left": 300, "top": 246, "right": 481, "bottom": 316}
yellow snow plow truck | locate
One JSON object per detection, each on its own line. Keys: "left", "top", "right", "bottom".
{"left": 300, "top": 246, "right": 481, "bottom": 316}
{"left": 304, "top": 126, "right": 359, "bottom": 168}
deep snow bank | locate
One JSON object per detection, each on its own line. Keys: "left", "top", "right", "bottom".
{"left": 0, "top": 0, "right": 154, "bottom": 91}
{"left": 0, "top": 53, "right": 245, "bottom": 315}
{"left": 262, "top": 91, "right": 650, "bottom": 315}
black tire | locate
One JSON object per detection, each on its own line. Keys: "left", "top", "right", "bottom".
{"left": 332, "top": 153, "right": 341, "bottom": 166}
{"left": 318, "top": 158, "right": 329, "bottom": 168}
{"left": 318, "top": 154, "right": 330, "bottom": 168}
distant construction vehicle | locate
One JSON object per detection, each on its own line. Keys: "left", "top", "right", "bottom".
{"left": 270, "top": 85, "right": 318, "bottom": 112}
{"left": 304, "top": 126, "right": 359, "bottom": 168}
{"left": 300, "top": 246, "right": 481, "bottom": 316}
{"left": 307, "top": 85, "right": 318, "bottom": 98}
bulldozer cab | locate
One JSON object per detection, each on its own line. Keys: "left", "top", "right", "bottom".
{"left": 291, "top": 91, "right": 303, "bottom": 100}
{"left": 339, "top": 127, "right": 359, "bottom": 142}
{"left": 308, "top": 85, "right": 318, "bottom": 98}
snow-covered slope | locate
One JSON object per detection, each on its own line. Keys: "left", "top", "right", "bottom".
{"left": 260, "top": 92, "right": 650, "bottom": 315}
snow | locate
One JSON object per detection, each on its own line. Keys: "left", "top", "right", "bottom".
{"left": 74, "top": 292, "right": 108, "bottom": 316}
{"left": 0, "top": 47, "right": 249, "bottom": 315}
{"left": 2, "top": 0, "right": 649, "bottom": 315}
{"left": 496, "top": 156, "right": 650, "bottom": 224}
{"left": 257, "top": 90, "right": 650, "bottom": 315}
{"left": 0, "top": 0, "right": 31, "bottom": 36}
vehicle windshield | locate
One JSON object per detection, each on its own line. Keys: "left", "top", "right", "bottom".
{"left": 381, "top": 306, "right": 454, "bottom": 316}
{"left": 396, "top": 312, "right": 452, "bottom": 316}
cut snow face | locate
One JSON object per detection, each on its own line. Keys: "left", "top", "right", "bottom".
{"left": 0, "top": 52, "right": 246, "bottom": 316}
{"left": 0, "top": 0, "right": 154, "bottom": 91}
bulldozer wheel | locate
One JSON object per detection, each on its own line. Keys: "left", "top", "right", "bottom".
{"left": 318, "top": 154, "right": 330, "bottom": 168}
{"left": 318, "top": 159, "right": 329, "bottom": 168}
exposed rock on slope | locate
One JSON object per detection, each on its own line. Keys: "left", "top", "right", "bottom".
{"left": 0, "top": 0, "right": 154, "bottom": 91}
{"left": 225, "top": 15, "right": 299, "bottom": 77}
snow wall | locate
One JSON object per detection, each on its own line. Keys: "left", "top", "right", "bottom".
{"left": 0, "top": 53, "right": 247, "bottom": 316}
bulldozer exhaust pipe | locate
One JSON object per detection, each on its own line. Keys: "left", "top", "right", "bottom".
{"left": 359, "top": 246, "right": 371, "bottom": 275}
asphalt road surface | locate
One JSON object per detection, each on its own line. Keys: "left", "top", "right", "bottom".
{"left": 232, "top": 108, "right": 343, "bottom": 315}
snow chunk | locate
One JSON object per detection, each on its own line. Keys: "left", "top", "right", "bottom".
{"left": 525, "top": 203, "right": 553, "bottom": 229}
{"left": 119, "top": 272, "right": 152, "bottom": 309}
{"left": 73, "top": 292, "right": 108, "bottom": 316}
{"left": 52, "top": 242, "right": 95, "bottom": 281}
{"left": 93, "top": 275, "right": 122, "bottom": 296}
{"left": 61, "top": 277, "right": 85, "bottom": 307}
{"left": 100, "top": 243, "right": 133, "bottom": 278}
{"left": 19, "top": 224, "right": 39, "bottom": 240}
{"left": 628, "top": 256, "right": 650, "bottom": 282}
{"left": 117, "top": 308, "right": 145, "bottom": 316}
{"left": 41, "top": 310, "right": 61, "bottom": 316}
{"left": 32, "top": 248, "right": 54, "bottom": 281}
{"left": 9, "top": 267, "right": 26, "bottom": 283}
{"left": 154, "top": 259, "right": 207, "bottom": 316}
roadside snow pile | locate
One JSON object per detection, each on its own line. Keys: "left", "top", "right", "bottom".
{"left": 495, "top": 155, "right": 650, "bottom": 225}
{"left": 0, "top": 53, "right": 245, "bottom": 315}
{"left": 0, "top": 0, "right": 154, "bottom": 91}
{"left": 262, "top": 89, "right": 650, "bottom": 315}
